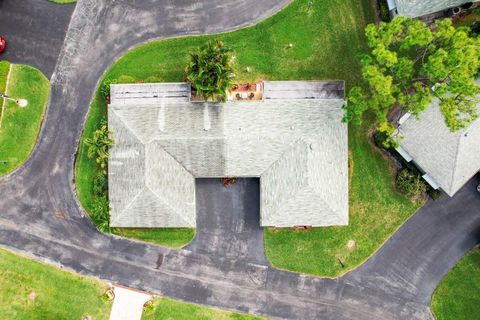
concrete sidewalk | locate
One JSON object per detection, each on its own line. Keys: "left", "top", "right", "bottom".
{"left": 109, "top": 286, "right": 152, "bottom": 320}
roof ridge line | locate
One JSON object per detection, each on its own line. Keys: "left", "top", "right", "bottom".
{"left": 144, "top": 185, "right": 193, "bottom": 227}
{"left": 259, "top": 137, "right": 303, "bottom": 177}
{"left": 448, "top": 131, "right": 464, "bottom": 193}
{"left": 151, "top": 141, "right": 197, "bottom": 177}
{"left": 268, "top": 185, "right": 339, "bottom": 225}
{"left": 304, "top": 185, "right": 338, "bottom": 217}
{"left": 111, "top": 187, "right": 145, "bottom": 225}
{"left": 109, "top": 107, "right": 147, "bottom": 144}
{"left": 259, "top": 137, "right": 306, "bottom": 214}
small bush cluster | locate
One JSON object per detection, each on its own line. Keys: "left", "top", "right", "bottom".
{"left": 100, "top": 78, "right": 117, "bottom": 100}
{"left": 91, "top": 195, "right": 110, "bottom": 232}
{"left": 93, "top": 170, "right": 108, "bottom": 197}
{"left": 396, "top": 168, "right": 427, "bottom": 198}
{"left": 84, "top": 120, "right": 114, "bottom": 170}
{"left": 84, "top": 119, "right": 114, "bottom": 232}
{"left": 378, "top": 0, "right": 391, "bottom": 22}
{"left": 116, "top": 75, "right": 136, "bottom": 84}
{"left": 427, "top": 188, "right": 444, "bottom": 201}
{"left": 374, "top": 130, "right": 390, "bottom": 149}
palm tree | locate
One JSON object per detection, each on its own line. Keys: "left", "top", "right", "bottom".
{"left": 185, "top": 39, "right": 234, "bottom": 102}
{"left": 84, "top": 119, "right": 114, "bottom": 170}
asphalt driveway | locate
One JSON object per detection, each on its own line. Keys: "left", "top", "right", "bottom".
{"left": 186, "top": 178, "right": 267, "bottom": 264}
{"left": 0, "top": 0, "right": 75, "bottom": 78}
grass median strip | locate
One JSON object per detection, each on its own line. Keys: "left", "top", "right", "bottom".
{"left": 77, "top": 0, "right": 420, "bottom": 275}
{"left": 143, "top": 296, "right": 265, "bottom": 320}
{"left": 0, "top": 63, "right": 50, "bottom": 177}
{"left": 48, "top": 0, "right": 76, "bottom": 4}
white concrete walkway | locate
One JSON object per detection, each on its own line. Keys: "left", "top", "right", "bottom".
{"left": 109, "top": 285, "right": 152, "bottom": 320}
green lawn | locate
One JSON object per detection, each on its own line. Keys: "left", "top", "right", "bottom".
{"left": 431, "top": 248, "right": 480, "bottom": 320}
{"left": 0, "top": 63, "right": 50, "bottom": 177}
{"left": 77, "top": 0, "right": 420, "bottom": 275}
{"left": 112, "top": 228, "right": 195, "bottom": 249}
{"left": 48, "top": 0, "right": 76, "bottom": 3}
{"left": 143, "top": 297, "right": 265, "bottom": 320}
{"left": 0, "top": 248, "right": 112, "bottom": 319}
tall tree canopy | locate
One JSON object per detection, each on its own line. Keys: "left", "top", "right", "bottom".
{"left": 186, "top": 39, "right": 234, "bottom": 102}
{"left": 344, "top": 17, "right": 480, "bottom": 132}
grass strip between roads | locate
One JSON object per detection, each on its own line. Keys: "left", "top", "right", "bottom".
{"left": 76, "top": 0, "right": 420, "bottom": 276}
{"left": 431, "top": 248, "right": 480, "bottom": 320}
{"left": 48, "top": 0, "right": 76, "bottom": 4}
{"left": 0, "top": 63, "right": 50, "bottom": 177}
{"left": 143, "top": 296, "right": 265, "bottom": 320}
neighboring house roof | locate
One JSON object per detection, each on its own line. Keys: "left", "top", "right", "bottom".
{"left": 392, "top": 0, "right": 476, "bottom": 18}
{"left": 108, "top": 81, "right": 348, "bottom": 228}
{"left": 397, "top": 102, "right": 480, "bottom": 196}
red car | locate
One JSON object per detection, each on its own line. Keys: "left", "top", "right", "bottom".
{"left": 0, "top": 36, "right": 6, "bottom": 53}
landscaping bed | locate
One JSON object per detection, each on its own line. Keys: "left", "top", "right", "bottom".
{"left": 77, "top": 0, "right": 420, "bottom": 275}
{"left": 142, "top": 296, "right": 264, "bottom": 320}
{"left": 0, "top": 63, "right": 50, "bottom": 177}
{"left": 0, "top": 248, "right": 112, "bottom": 319}
{"left": 431, "top": 248, "right": 480, "bottom": 320}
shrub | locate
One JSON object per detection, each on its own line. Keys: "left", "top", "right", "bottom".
{"left": 374, "top": 130, "right": 389, "bottom": 149}
{"left": 396, "top": 168, "right": 427, "bottom": 197}
{"left": 84, "top": 119, "right": 114, "bottom": 170}
{"left": 91, "top": 196, "right": 110, "bottom": 232}
{"left": 376, "top": 122, "right": 399, "bottom": 149}
{"left": 116, "top": 75, "right": 136, "bottom": 83}
{"left": 428, "top": 188, "right": 444, "bottom": 201}
{"left": 100, "top": 78, "right": 117, "bottom": 100}
{"left": 185, "top": 39, "right": 235, "bottom": 102}
{"left": 93, "top": 171, "right": 108, "bottom": 197}
{"left": 378, "top": 0, "right": 390, "bottom": 22}
{"left": 143, "top": 300, "right": 155, "bottom": 313}
{"left": 471, "top": 21, "right": 480, "bottom": 35}
{"left": 145, "top": 75, "right": 161, "bottom": 83}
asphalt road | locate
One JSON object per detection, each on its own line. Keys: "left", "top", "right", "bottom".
{"left": 0, "top": 0, "right": 75, "bottom": 78}
{"left": 0, "top": 1, "right": 478, "bottom": 319}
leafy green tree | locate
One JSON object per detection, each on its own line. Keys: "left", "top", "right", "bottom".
{"left": 84, "top": 119, "right": 114, "bottom": 170}
{"left": 185, "top": 39, "right": 234, "bottom": 102}
{"left": 344, "top": 17, "right": 480, "bottom": 132}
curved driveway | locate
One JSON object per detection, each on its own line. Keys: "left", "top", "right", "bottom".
{"left": 0, "top": 1, "right": 479, "bottom": 319}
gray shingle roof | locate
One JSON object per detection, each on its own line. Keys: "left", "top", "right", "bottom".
{"left": 397, "top": 102, "right": 480, "bottom": 196}
{"left": 108, "top": 82, "right": 348, "bottom": 228}
{"left": 393, "top": 0, "right": 477, "bottom": 18}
